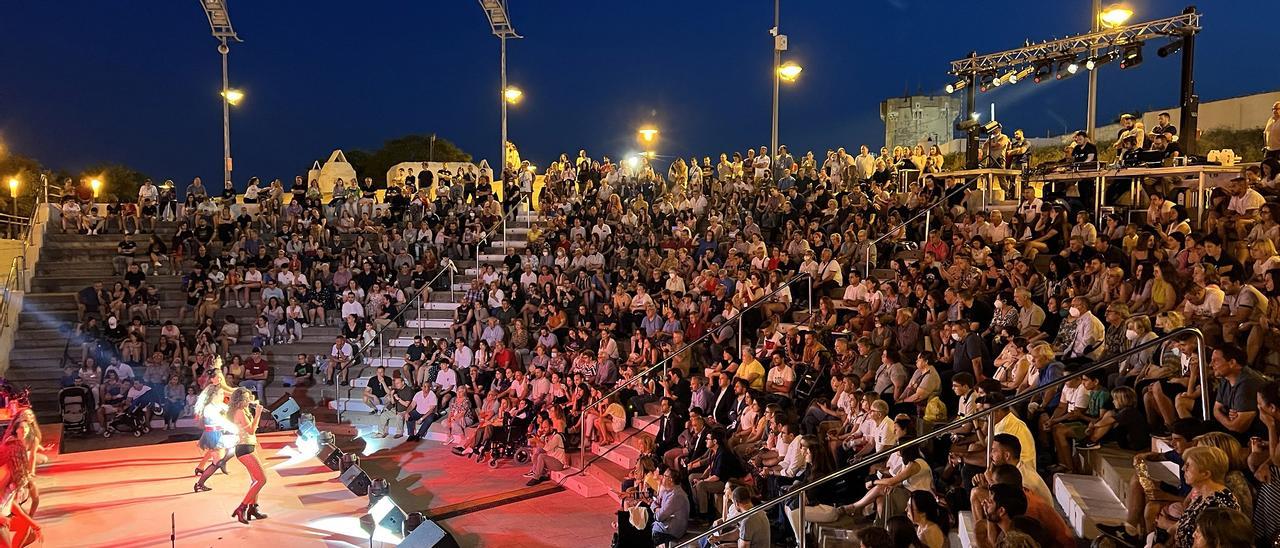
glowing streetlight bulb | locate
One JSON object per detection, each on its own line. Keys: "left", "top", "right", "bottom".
{"left": 1099, "top": 4, "right": 1134, "bottom": 28}
{"left": 777, "top": 62, "right": 803, "bottom": 82}
{"left": 222, "top": 89, "right": 245, "bottom": 106}
{"left": 637, "top": 127, "right": 659, "bottom": 143}
{"left": 6, "top": 178, "right": 17, "bottom": 198}
{"left": 90, "top": 178, "right": 102, "bottom": 197}
{"left": 503, "top": 86, "right": 523, "bottom": 104}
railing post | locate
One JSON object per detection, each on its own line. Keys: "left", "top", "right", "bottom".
{"left": 986, "top": 411, "right": 995, "bottom": 468}
{"left": 864, "top": 247, "right": 871, "bottom": 278}
{"left": 379, "top": 332, "right": 386, "bottom": 367}
{"left": 578, "top": 414, "right": 586, "bottom": 469}
{"left": 797, "top": 491, "right": 807, "bottom": 548}
{"left": 1197, "top": 332, "right": 1210, "bottom": 422}
{"left": 737, "top": 315, "right": 743, "bottom": 356}
{"left": 449, "top": 268, "right": 456, "bottom": 302}
{"left": 922, "top": 210, "right": 931, "bottom": 248}
{"left": 806, "top": 276, "right": 812, "bottom": 321}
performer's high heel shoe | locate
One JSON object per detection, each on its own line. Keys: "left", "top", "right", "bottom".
{"left": 194, "top": 482, "right": 212, "bottom": 493}
{"left": 247, "top": 504, "right": 268, "bottom": 520}
{"left": 232, "top": 504, "right": 249, "bottom": 524}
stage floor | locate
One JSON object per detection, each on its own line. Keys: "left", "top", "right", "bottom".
{"left": 36, "top": 431, "right": 615, "bottom": 547}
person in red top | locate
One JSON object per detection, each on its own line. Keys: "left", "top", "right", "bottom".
{"left": 492, "top": 340, "right": 517, "bottom": 370}
{"left": 241, "top": 348, "right": 270, "bottom": 401}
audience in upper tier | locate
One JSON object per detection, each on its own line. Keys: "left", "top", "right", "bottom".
{"left": 55, "top": 102, "right": 1280, "bottom": 547}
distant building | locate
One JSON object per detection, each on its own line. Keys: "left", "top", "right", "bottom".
{"left": 880, "top": 95, "right": 962, "bottom": 150}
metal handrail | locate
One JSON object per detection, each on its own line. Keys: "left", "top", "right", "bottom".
{"left": 0, "top": 175, "right": 50, "bottom": 334}
{"left": 675, "top": 326, "right": 1209, "bottom": 548}
{"left": 474, "top": 212, "right": 508, "bottom": 274}
{"left": 576, "top": 273, "right": 813, "bottom": 468}
{"left": 863, "top": 177, "right": 973, "bottom": 277}
{"left": 336, "top": 261, "right": 457, "bottom": 422}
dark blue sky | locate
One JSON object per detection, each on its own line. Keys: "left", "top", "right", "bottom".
{"left": 2, "top": 0, "right": 1276, "bottom": 184}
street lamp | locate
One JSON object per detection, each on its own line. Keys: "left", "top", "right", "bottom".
{"left": 1099, "top": 3, "right": 1134, "bottom": 27}
{"left": 777, "top": 61, "right": 803, "bottom": 82}
{"left": 222, "top": 89, "right": 245, "bottom": 106}
{"left": 6, "top": 177, "right": 16, "bottom": 239}
{"left": 197, "top": 0, "right": 240, "bottom": 190}
{"left": 90, "top": 178, "right": 102, "bottom": 198}
{"left": 637, "top": 127, "right": 659, "bottom": 143}
{"left": 503, "top": 86, "right": 523, "bottom": 104}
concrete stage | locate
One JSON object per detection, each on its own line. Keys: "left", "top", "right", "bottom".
{"left": 36, "top": 431, "right": 615, "bottom": 547}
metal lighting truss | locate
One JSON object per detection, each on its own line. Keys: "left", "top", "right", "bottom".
{"left": 948, "top": 12, "right": 1198, "bottom": 75}
{"left": 477, "top": 0, "right": 522, "bottom": 38}
{"left": 199, "top": 0, "right": 240, "bottom": 42}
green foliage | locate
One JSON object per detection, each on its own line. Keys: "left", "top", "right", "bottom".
{"left": 1199, "top": 128, "right": 1266, "bottom": 162}
{"left": 339, "top": 134, "right": 472, "bottom": 186}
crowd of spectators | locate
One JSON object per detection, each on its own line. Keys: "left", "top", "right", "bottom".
{"left": 48, "top": 101, "right": 1280, "bottom": 547}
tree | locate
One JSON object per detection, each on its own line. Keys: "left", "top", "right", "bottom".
{"left": 337, "top": 134, "right": 472, "bottom": 187}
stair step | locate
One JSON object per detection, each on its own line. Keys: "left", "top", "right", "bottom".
{"left": 405, "top": 318, "right": 452, "bottom": 330}
{"left": 592, "top": 441, "right": 641, "bottom": 471}
{"left": 631, "top": 414, "right": 661, "bottom": 437}
{"left": 549, "top": 467, "right": 609, "bottom": 498}
{"left": 1052, "top": 473, "right": 1127, "bottom": 539}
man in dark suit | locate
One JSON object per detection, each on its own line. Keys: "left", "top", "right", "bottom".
{"left": 651, "top": 397, "right": 682, "bottom": 458}
{"left": 663, "top": 410, "right": 710, "bottom": 471}
{"left": 709, "top": 372, "right": 738, "bottom": 427}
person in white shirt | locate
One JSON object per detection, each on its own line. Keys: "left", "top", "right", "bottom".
{"left": 340, "top": 293, "right": 365, "bottom": 319}
{"left": 1265, "top": 101, "right": 1280, "bottom": 161}
{"left": 753, "top": 146, "right": 772, "bottom": 181}
{"left": 404, "top": 383, "right": 439, "bottom": 442}
{"left": 451, "top": 338, "right": 474, "bottom": 369}
{"left": 853, "top": 145, "right": 876, "bottom": 181}
{"left": 327, "top": 335, "right": 354, "bottom": 385}
{"left": 1064, "top": 297, "right": 1105, "bottom": 360}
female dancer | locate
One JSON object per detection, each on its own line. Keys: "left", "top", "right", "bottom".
{"left": 227, "top": 388, "right": 267, "bottom": 523}
{"left": 2, "top": 411, "right": 47, "bottom": 517}
{"left": 0, "top": 437, "right": 39, "bottom": 547}
{"left": 194, "top": 370, "right": 234, "bottom": 492}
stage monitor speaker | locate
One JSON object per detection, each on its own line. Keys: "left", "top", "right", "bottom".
{"left": 398, "top": 518, "right": 459, "bottom": 548}
{"left": 340, "top": 453, "right": 360, "bottom": 474}
{"left": 266, "top": 394, "right": 301, "bottom": 429}
{"left": 320, "top": 444, "right": 344, "bottom": 471}
{"left": 340, "top": 463, "right": 372, "bottom": 496}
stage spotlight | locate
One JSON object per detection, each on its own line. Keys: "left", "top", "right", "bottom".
{"left": 1032, "top": 60, "right": 1053, "bottom": 83}
{"left": 369, "top": 477, "right": 391, "bottom": 510}
{"left": 405, "top": 512, "right": 427, "bottom": 534}
{"left": 1086, "top": 50, "right": 1119, "bottom": 70}
{"left": 945, "top": 79, "right": 967, "bottom": 94}
{"left": 997, "top": 69, "right": 1018, "bottom": 85}
{"left": 1119, "top": 43, "right": 1144, "bottom": 69}
{"left": 1009, "top": 66, "right": 1033, "bottom": 84}
{"left": 978, "top": 72, "right": 996, "bottom": 92}
{"left": 340, "top": 461, "right": 372, "bottom": 496}
{"left": 1157, "top": 39, "right": 1184, "bottom": 58}
{"left": 298, "top": 413, "right": 320, "bottom": 443}
{"left": 1055, "top": 56, "right": 1079, "bottom": 80}
{"left": 955, "top": 119, "right": 981, "bottom": 133}
{"left": 321, "top": 443, "right": 345, "bottom": 471}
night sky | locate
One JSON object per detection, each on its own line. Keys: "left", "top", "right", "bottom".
{"left": 2, "top": 0, "right": 1276, "bottom": 186}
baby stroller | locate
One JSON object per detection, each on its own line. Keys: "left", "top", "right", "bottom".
{"left": 477, "top": 414, "right": 533, "bottom": 469}
{"left": 104, "top": 401, "right": 160, "bottom": 438}
{"left": 59, "top": 386, "right": 92, "bottom": 437}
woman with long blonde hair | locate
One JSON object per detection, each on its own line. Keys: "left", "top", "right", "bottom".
{"left": 193, "top": 369, "right": 234, "bottom": 492}
{"left": 227, "top": 387, "right": 267, "bottom": 523}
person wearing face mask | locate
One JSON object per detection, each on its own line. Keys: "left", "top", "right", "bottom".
{"left": 1060, "top": 297, "right": 1105, "bottom": 363}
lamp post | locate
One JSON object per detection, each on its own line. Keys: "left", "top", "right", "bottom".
{"left": 197, "top": 0, "right": 240, "bottom": 191}
{"left": 769, "top": 0, "right": 784, "bottom": 176}
{"left": 637, "top": 127, "right": 659, "bottom": 158}
{"left": 6, "top": 177, "right": 17, "bottom": 240}
{"left": 1087, "top": 2, "right": 1134, "bottom": 139}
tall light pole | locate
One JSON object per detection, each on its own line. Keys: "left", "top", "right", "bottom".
{"left": 769, "top": 0, "right": 783, "bottom": 171}
{"left": 199, "top": 1, "right": 241, "bottom": 188}
{"left": 477, "top": 0, "right": 522, "bottom": 181}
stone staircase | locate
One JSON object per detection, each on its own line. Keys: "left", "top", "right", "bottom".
{"left": 957, "top": 439, "right": 1181, "bottom": 547}
{"left": 320, "top": 208, "right": 544, "bottom": 426}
